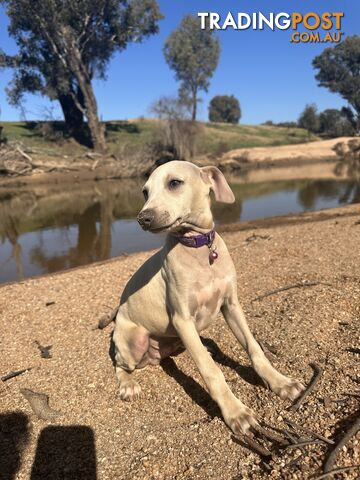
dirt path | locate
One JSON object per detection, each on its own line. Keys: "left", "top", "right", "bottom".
{"left": 1, "top": 204, "right": 359, "bottom": 479}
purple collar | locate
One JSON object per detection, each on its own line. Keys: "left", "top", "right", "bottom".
{"left": 174, "top": 230, "right": 215, "bottom": 248}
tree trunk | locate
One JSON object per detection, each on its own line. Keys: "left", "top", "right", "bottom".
{"left": 58, "top": 93, "right": 84, "bottom": 131}
{"left": 77, "top": 76, "right": 106, "bottom": 153}
{"left": 192, "top": 89, "right": 197, "bottom": 121}
{"left": 63, "top": 36, "right": 107, "bottom": 153}
{"left": 85, "top": 95, "right": 107, "bottom": 153}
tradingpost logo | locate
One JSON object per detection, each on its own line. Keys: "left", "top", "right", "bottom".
{"left": 198, "top": 12, "right": 345, "bottom": 44}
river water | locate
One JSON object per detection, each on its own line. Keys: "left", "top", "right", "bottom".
{"left": 0, "top": 162, "right": 358, "bottom": 284}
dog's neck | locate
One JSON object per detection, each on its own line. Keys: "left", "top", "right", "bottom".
{"left": 176, "top": 228, "right": 213, "bottom": 237}
{"left": 171, "top": 230, "right": 215, "bottom": 248}
{"left": 167, "top": 226, "right": 218, "bottom": 263}
{"left": 170, "top": 217, "right": 215, "bottom": 237}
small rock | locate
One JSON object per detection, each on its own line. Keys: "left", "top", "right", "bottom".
{"left": 183, "top": 466, "right": 194, "bottom": 476}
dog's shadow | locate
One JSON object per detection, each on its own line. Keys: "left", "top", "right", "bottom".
{"left": 201, "top": 337, "right": 264, "bottom": 387}
{"left": 161, "top": 337, "right": 264, "bottom": 419}
{"left": 109, "top": 334, "right": 264, "bottom": 418}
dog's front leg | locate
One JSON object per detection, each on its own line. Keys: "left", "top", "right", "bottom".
{"left": 173, "top": 315, "right": 257, "bottom": 435}
{"left": 221, "top": 294, "right": 305, "bottom": 401}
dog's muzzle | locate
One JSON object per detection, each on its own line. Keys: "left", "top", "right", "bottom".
{"left": 137, "top": 209, "right": 155, "bottom": 230}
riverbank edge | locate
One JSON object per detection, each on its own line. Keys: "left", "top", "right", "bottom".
{"left": 0, "top": 156, "right": 336, "bottom": 190}
{"left": 1, "top": 203, "right": 359, "bottom": 289}
{"left": 0, "top": 136, "right": 351, "bottom": 189}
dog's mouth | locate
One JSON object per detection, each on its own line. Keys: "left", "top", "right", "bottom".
{"left": 147, "top": 217, "right": 183, "bottom": 233}
{"left": 149, "top": 218, "right": 214, "bottom": 235}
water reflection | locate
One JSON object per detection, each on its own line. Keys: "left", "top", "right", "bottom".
{"left": 297, "top": 180, "right": 360, "bottom": 209}
{"left": 0, "top": 167, "right": 358, "bottom": 284}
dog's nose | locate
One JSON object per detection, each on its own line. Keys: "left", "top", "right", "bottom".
{"left": 137, "top": 209, "right": 155, "bottom": 230}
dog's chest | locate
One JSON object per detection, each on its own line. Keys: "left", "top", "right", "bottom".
{"left": 189, "top": 275, "right": 232, "bottom": 331}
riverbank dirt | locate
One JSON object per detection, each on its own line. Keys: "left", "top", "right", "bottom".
{"left": 0, "top": 137, "right": 352, "bottom": 189}
{"left": 218, "top": 137, "right": 353, "bottom": 172}
{"left": 1, "top": 204, "right": 359, "bottom": 479}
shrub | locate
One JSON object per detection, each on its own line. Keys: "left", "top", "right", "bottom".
{"left": 151, "top": 96, "right": 202, "bottom": 160}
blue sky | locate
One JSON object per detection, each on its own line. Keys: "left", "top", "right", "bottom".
{"left": 0, "top": 0, "right": 358, "bottom": 124}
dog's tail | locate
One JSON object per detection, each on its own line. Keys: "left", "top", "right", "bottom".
{"left": 97, "top": 306, "right": 119, "bottom": 329}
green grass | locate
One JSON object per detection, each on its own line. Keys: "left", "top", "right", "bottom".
{"left": 0, "top": 119, "right": 318, "bottom": 157}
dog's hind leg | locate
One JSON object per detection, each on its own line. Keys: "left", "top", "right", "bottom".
{"left": 113, "top": 314, "right": 149, "bottom": 401}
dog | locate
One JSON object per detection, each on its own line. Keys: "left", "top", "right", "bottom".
{"left": 113, "top": 161, "right": 305, "bottom": 435}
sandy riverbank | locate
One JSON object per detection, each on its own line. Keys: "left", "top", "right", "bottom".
{"left": 0, "top": 137, "right": 352, "bottom": 188}
{"left": 1, "top": 204, "right": 359, "bottom": 479}
{"left": 218, "top": 137, "right": 353, "bottom": 171}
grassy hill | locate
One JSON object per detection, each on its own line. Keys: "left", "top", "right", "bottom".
{"left": 1, "top": 119, "right": 317, "bottom": 158}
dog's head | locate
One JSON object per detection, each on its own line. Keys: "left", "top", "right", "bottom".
{"left": 137, "top": 161, "right": 235, "bottom": 233}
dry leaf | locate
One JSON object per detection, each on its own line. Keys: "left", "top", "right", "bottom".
{"left": 20, "top": 388, "right": 62, "bottom": 420}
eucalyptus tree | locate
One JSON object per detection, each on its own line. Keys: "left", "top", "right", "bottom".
{"left": 1, "top": 0, "right": 162, "bottom": 151}
{"left": 313, "top": 36, "right": 360, "bottom": 133}
{"left": 164, "top": 14, "right": 220, "bottom": 121}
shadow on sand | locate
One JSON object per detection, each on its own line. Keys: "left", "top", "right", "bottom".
{"left": 0, "top": 413, "right": 97, "bottom": 480}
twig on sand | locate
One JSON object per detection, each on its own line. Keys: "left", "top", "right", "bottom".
{"left": 323, "top": 416, "right": 360, "bottom": 473}
{"left": 243, "top": 435, "right": 272, "bottom": 458}
{"left": 313, "top": 465, "right": 360, "bottom": 480}
{"left": 284, "top": 418, "right": 334, "bottom": 445}
{"left": 286, "top": 454, "right": 303, "bottom": 468}
{"left": 256, "top": 424, "right": 288, "bottom": 446}
{"left": 346, "top": 347, "right": 360, "bottom": 355}
{"left": 291, "top": 363, "right": 323, "bottom": 411}
{"left": 283, "top": 439, "right": 324, "bottom": 449}
{"left": 342, "top": 391, "right": 360, "bottom": 398}
{"left": 235, "top": 424, "right": 289, "bottom": 458}
{"left": 245, "top": 233, "right": 271, "bottom": 243}
{"left": 251, "top": 281, "right": 330, "bottom": 302}
{"left": 1, "top": 368, "right": 32, "bottom": 382}
{"left": 258, "top": 340, "right": 278, "bottom": 358}
{"left": 281, "top": 428, "right": 307, "bottom": 453}
{"left": 34, "top": 340, "right": 52, "bottom": 359}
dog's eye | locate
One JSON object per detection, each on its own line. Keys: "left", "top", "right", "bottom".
{"left": 168, "top": 179, "right": 183, "bottom": 190}
{"left": 142, "top": 189, "right": 148, "bottom": 201}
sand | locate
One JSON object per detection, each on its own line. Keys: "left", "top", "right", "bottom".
{"left": 219, "top": 137, "right": 353, "bottom": 170}
{"left": 0, "top": 204, "right": 359, "bottom": 479}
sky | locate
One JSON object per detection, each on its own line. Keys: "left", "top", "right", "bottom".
{"left": 0, "top": 0, "right": 358, "bottom": 124}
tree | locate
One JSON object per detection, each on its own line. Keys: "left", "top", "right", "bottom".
{"left": 164, "top": 14, "right": 220, "bottom": 121}
{"left": 208, "top": 95, "right": 241, "bottom": 124}
{"left": 313, "top": 36, "right": 360, "bottom": 133}
{"left": 319, "top": 109, "right": 354, "bottom": 137}
{"left": 1, "top": 0, "right": 162, "bottom": 152}
{"left": 2, "top": 51, "right": 87, "bottom": 134}
{"left": 298, "top": 104, "right": 320, "bottom": 136}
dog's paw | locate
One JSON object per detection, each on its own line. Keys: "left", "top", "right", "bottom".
{"left": 272, "top": 376, "right": 305, "bottom": 401}
{"left": 223, "top": 401, "right": 258, "bottom": 435}
{"left": 119, "top": 380, "right": 141, "bottom": 401}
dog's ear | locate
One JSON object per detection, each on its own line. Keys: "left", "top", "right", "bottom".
{"left": 200, "top": 166, "right": 235, "bottom": 204}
